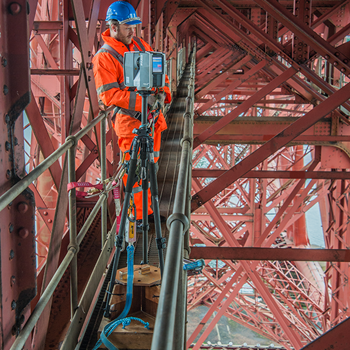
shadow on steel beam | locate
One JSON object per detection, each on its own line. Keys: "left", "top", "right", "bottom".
{"left": 301, "top": 316, "right": 350, "bottom": 349}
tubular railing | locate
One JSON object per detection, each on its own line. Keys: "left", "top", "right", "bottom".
{"left": 151, "top": 44, "right": 196, "bottom": 350}
{"left": 177, "top": 47, "right": 187, "bottom": 82}
{"left": 5, "top": 108, "right": 112, "bottom": 350}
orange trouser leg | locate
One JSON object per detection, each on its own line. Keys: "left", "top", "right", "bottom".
{"left": 118, "top": 128, "right": 162, "bottom": 220}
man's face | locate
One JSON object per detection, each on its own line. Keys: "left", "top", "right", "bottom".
{"left": 111, "top": 23, "right": 136, "bottom": 45}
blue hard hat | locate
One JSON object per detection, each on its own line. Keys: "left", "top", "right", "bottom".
{"left": 106, "top": 1, "right": 142, "bottom": 25}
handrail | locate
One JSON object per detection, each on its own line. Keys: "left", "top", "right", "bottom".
{"left": 8, "top": 109, "right": 111, "bottom": 350}
{"left": 151, "top": 43, "right": 196, "bottom": 350}
{"left": 0, "top": 111, "right": 106, "bottom": 212}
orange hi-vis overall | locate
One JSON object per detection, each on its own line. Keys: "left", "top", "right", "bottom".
{"left": 92, "top": 30, "right": 171, "bottom": 220}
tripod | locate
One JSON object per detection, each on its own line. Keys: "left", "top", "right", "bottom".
{"left": 104, "top": 90, "right": 166, "bottom": 318}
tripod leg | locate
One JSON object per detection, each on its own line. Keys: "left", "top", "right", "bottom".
{"left": 141, "top": 166, "right": 149, "bottom": 265}
{"left": 149, "top": 159, "right": 165, "bottom": 278}
{"left": 104, "top": 146, "right": 139, "bottom": 318}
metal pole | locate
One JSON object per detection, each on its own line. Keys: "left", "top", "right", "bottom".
{"left": 68, "top": 145, "right": 79, "bottom": 317}
{"left": 173, "top": 245, "right": 186, "bottom": 350}
{"left": 0, "top": 111, "right": 105, "bottom": 212}
{"left": 152, "top": 47, "right": 195, "bottom": 350}
{"left": 100, "top": 112, "right": 107, "bottom": 247}
{"left": 9, "top": 249, "right": 76, "bottom": 350}
{"left": 7, "top": 111, "right": 109, "bottom": 349}
{"left": 151, "top": 141, "right": 191, "bottom": 350}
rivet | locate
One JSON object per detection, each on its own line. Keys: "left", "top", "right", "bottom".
{"left": 43, "top": 211, "right": 48, "bottom": 215}
{"left": 3, "top": 85, "right": 9, "bottom": 95}
{"left": 17, "top": 202, "right": 28, "bottom": 213}
{"left": 1, "top": 57, "right": 7, "bottom": 67}
{"left": 11, "top": 300, "right": 16, "bottom": 310}
{"left": 48, "top": 219, "right": 52, "bottom": 223}
{"left": 9, "top": 250, "right": 14, "bottom": 260}
{"left": 18, "top": 228, "right": 29, "bottom": 238}
{"left": 8, "top": 2, "right": 21, "bottom": 15}
{"left": 5, "top": 141, "right": 11, "bottom": 151}
{"left": 9, "top": 224, "right": 14, "bottom": 233}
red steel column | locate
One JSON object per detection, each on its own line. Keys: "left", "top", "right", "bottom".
{"left": 0, "top": 1, "right": 35, "bottom": 349}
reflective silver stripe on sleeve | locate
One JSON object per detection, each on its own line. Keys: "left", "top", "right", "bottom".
{"left": 97, "top": 44, "right": 124, "bottom": 65}
{"left": 154, "top": 151, "right": 160, "bottom": 158}
{"left": 97, "top": 82, "right": 120, "bottom": 95}
{"left": 128, "top": 91, "right": 137, "bottom": 110}
{"left": 120, "top": 82, "right": 126, "bottom": 90}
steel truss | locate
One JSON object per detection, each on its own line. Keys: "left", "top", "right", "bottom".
{"left": 2, "top": 0, "right": 350, "bottom": 349}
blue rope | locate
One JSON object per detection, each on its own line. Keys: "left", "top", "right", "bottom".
{"left": 93, "top": 245, "right": 138, "bottom": 350}
{"left": 92, "top": 316, "right": 149, "bottom": 350}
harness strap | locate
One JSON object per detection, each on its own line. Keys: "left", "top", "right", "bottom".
{"left": 132, "top": 36, "right": 146, "bottom": 52}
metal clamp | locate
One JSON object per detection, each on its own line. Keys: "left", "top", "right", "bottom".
{"left": 166, "top": 213, "right": 189, "bottom": 233}
{"left": 180, "top": 135, "right": 192, "bottom": 147}
{"left": 66, "top": 135, "right": 77, "bottom": 147}
{"left": 156, "top": 237, "right": 167, "bottom": 250}
{"left": 67, "top": 242, "right": 80, "bottom": 254}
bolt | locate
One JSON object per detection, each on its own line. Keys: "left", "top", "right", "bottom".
{"left": 11, "top": 275, "right": 16, "bottom": 286}
{"left": 3, "top": 85, "right": 9, "bottom": 95}
{"left": 47, "top": 219, "right": 52, "bottom": 223}
{"left": 14, "top": 137, "right": 18, "bottom": 145}
{"left": 18, "top": 228, "right": 29, "bottom": 239}
{"left": 5, "top": 114, "right": 10, "bottom": 123}
{"left": 6, "top": 169, "right": 11, "bottom": 179}
{"left": 17, "top": 202, "right": 28, "bottom": 213}
{"left": 325, "top": 55, "right": 330, "bottom": 60}
{"left": 9, "top": 250, "right": 14, "bottom": 260}
{"left": 43, "top": 211, "right": 48, "bottom": 216}
{"left": 9, "top": 224, "right": 14, "bottom": 233}
{"left": 11, "top": 300, "right": 16, "bottom": 310}
{"left": 5, "top": 141, "right": 11, "bottom": 151}
{"left": 9, "top": 2, "right": 22, "bottom": 15}
{"left": 1, "top": 57, "right": 7, "bottom": 67}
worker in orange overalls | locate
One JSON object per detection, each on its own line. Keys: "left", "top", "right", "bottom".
{"left": 92, "top": 1, "right": 171, "bottom": 230}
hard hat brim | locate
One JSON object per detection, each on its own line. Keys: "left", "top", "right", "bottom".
{"left": 123, "top": 19, "right": 142, "bottom": 25}
{"left": 118, "top": 17, "right": 142, "bottom": 25}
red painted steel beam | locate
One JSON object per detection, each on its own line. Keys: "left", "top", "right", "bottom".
{"left": 193, "top": 67, "right": 296, "bottom": 148}
{"left": 311, "top": 0, "right": 350, "bottom": 30}
{"left": 31, "top": 69, "right": 80, "bottom": 75}
{"left": 196, "top": 60, "right": 268, "bottom": 115}
{"left": 254, "top": 0, "right": 350, "bottom": 74}
{"left": 301, "top": 316, "right": 350, "bottom": 349}
{"left": 192, "top": 170, "right": 350, "bottom": 179}
{"left": 191, "top": 75, "right": 350, "bottom": 212}
{"left": 25, "top": 93, "right": 62, "bottom": 189}
{"left": 190, "top": 247, "right": 350, "bottom": 262}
